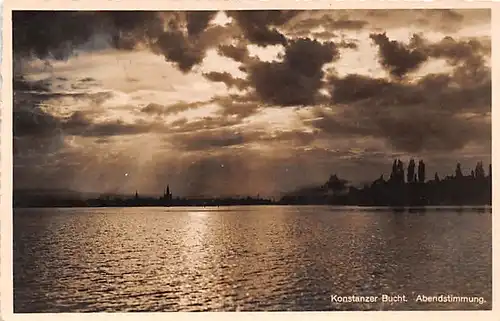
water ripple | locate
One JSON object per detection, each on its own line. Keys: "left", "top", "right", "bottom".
{"left": 13, "top": 206, "right": 492, "bottom": 312}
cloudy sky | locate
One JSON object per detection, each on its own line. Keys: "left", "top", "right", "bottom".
{"left": 13, "top": 9, "right": 491, "bottom": 198}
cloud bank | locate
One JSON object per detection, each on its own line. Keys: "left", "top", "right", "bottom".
{"left": 13, "top": 9, "right": 491, "bottom": 196}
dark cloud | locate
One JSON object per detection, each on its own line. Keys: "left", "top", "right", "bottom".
{"left": 375, "top": 111, "right": 489, "bottom": 153}
{"left": 105, "top": 11, "right": 166, "bottom": 49}
{"left": 312, "top": 104, "right": 490, "bottom": 154}
{"left": 13, "top": 11, "right": 166, "bottom": 59}
{"left": 319, "top": 64, "right": 491, "bottom": 153}
{"left": 94, "top": 138, "right": 110, "bottom": 144}
{"left": 13, "top": 11, "right": 224, "bottom": 73}
{"left": 202, "top": 72, "right": 248, "bottom": 90}
{"left": 366, "top": 9, "right": 469, "bottom": 32}
{"left": 14, "top": 10, "right": 490, "bottom": 77}
{"left": 112, "top": 12, "right": 231, "bottom": 73}
{"left": 288, "top": 9, "right": 489, "bottom": 35}
{"left": 12, "top": 10, "right": 491, "bottom": 195}
{"left": 14, "top": 105, "right": 153, "bottom": 139}
{"left": 141, "top": 100, "right": 208, "bottom": 116}
{"left": 152, "top": 30, "right": 206, "bottom": 72}
{"left": 186, "top": 11, "right": 218, "bottom": 37}
{"left": 249, "top": 38, "right": 339, "bottom": 106}
{"left": 369, "top": 32, "right": 428, "bottom": 78}
{"left": 369, "top": 32, "right": 491, "bottom": 87}
{"left": 79, "top": 77, "right": 96, "bottom": 82}
{"left": 228, "top": 10, "right": 301, "bottom": 46}
{"left": 143, "top": 94, "right": 262, "bottom": 121}
{"left": 285, "top": 38, "right": 339, "bottom": 77}
{"left": 166, "top": 100, "right": 211, "bottom": 115}
{"left": 13, "top": 77, "right": 64, "bottom": 137}
{"left": 13, "top": 75, "right": 51, "bottom": 92}
{"left": 62, "top": 112, "right": 154, "bottom": 137}
{"left": 15, "top": 86, "right": 258, "bottom": 142}
{"left": 13, "top": 106, "right": 61, "bottom": 137}
{"left": 171, "top": 125, "right": 317, "bottom": 153}
{"left": 410, "top": 35, "right": 490, "bottom": 70}
{"left": 326, "top": 16, "right": 368, "bottom": 29}
{"left": 13, "top": 76, "right": 123, "bottom": 139}
{"left": 217, "top": 44, "right": 251, "bottom": 63}
{"left": 370, "top": 32, "right": 490, "bottom": 80}
{"left": 13, "top": 11, "right": 97, "bottom": 60}
{"left": 140, "top": 103, "right": 169, "bottom": 115}
{"left": 197, "top": 25, "right": 242, "bottom": 49}
{"left": 52, "top": 109, "right": 247, "bottom": 139}
{"left": 287, "top": 14, "right": 368, "bottom": 35}
{"left": 213, "top": 95, "right": 262, "bottom": 119}
{"left": 322, "top": 31, "right": 491, "bottom": 153}
{"left": 407, "top": 9, "right": 480, "bottom": 32}
{"left": 258, "top": 130, "right": 317, "bottom": 146}
{"left": 330, "top": 74, "right": 393, "bottom": 104}
{"left": 15, "top": 82, "right": 114, "bottom": 106}
{"left": 175, "top": 130, "right": 246, "bottom": 151}
{"left": 169, "top": 116, "right": 242, "bottom": 135}
{"left": 311, "top": 31, "right": 338, "bottom": 40}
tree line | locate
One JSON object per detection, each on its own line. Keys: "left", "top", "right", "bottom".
{"left": 279, "top": 159, "right": 492, "bottom": 206}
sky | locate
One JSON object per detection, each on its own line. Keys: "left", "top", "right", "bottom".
{"left": 12, "top": 9, "right": 491, "bottom": 198}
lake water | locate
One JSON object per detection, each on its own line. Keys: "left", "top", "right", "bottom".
{"left": 13, "top": 206, "right": 491, "bottom": 312}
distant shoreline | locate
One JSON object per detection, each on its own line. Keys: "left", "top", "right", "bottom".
{"left": 13, "top": 204, "right": 492, "bottom": 210}
{"left": 13, "top": 160, "right": 492, "bottom": 209}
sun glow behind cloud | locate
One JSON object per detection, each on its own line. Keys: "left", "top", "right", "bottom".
{"left": 247, "top": 44, "right": 284, "bottom": 62}
{"left": 201, "top": 49, "right": 246, "bottom": 78}
{"left": 212, "top": 11, "right": 233, "bottom": 26}
{"left": 13, "top": 9, "right": 491, "bottom": 196}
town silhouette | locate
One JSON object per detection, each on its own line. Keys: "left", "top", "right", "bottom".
{"left": 14, "top": 159, "right": 492, "bottom": 208}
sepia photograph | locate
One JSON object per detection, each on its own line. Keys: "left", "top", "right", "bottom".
{"left": 3, "top": 3, "right": 494, "bottom": 316}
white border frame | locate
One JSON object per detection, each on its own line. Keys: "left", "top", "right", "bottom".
{"left": 1, "top": 1, "right": 498, "bottom": 320}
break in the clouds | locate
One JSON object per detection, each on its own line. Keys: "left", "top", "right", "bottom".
{"left": 13, "top": 9, "right": 491, "bottom": 197}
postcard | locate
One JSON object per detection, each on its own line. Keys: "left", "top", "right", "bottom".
{"left": 1, "top": 1, "right": 497, "bottom": 320}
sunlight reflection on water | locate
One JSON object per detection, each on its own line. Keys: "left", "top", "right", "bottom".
{"left": 13, "top": 206, "right": 491, "bottom": 312}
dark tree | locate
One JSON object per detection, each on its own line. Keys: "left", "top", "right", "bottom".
{"left": 397, "top": 159, "right": 404, "bottom": 183}
{"left": 407, "top": 159, "right": 416, "bottom": 183}
{"left": 372, "top": 174, "right": 385, "bottom": 187}
{"left": 475, "top": 162, "right": 485, "bottom": 178}
{"left": 326, "top": 174, "right": 347, "bottom": 191}
{"left": 389, "top": 159, "right": 404, "bottom": 183}
{"left": 417, "top": 160, "right": 426, "bottom": 183}
{"left": 390, "top": 159, "right": 397, "bottom": 181}
{"left": 456, "top": 163, "right": 463, "bottom": 178}
{"left": 434, "top": 172, "right": 440, "bottom": 182}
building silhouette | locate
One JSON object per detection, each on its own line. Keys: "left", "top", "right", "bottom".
{"left": 165, "top": 185, "right": 173, "bottom": 200}
{"left": 162, "top": 185, "right": 173, "bottom": 204}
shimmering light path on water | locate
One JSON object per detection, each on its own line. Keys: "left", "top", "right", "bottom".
{"left": 13, "top": 206, "right": 491, "bottom": 312}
